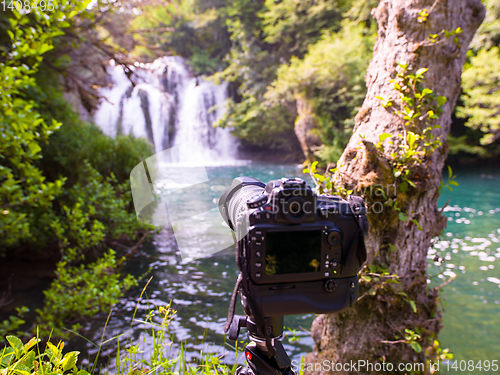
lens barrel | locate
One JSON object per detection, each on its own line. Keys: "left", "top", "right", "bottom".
{"left": 219, "top": 177, "right": 266, "bottom": 231}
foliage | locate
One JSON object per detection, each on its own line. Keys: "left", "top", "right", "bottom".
{"left": 215, "top": 1, "right": 375, "bottom": 157}
{"left": 130, "top": 0, "right": 231, "bottom": 74}
{"left": 217, "top": 95, "right": 298, "bottom": 149}
{"left": 1, "top": 304, "right": 238, "bottom": 375}
{"left": 0, "top": 1, "right": 85, "bottom": 248}
{"left": 0, "top": 308, "right": 29, "bottom": 341}
{"left": 265, "top": 20, "right": 374, "bottom": 162}
{"left": 457, "top": 46, "right": 500, "bottom": 146}
{"left": 0, "top": 0, "right": 153, "bottom": 341}
{"left": 37, "top": 248, "right": 137, "bottom": 339}
{"left": 260, "top": 0, "right": 350, "bottom": 55}
{"left": 1, "top": 335, "right": 83, "bottom": 375}
{"left": 265, "top": 21, "right": 371, "bottom": 104}
{"left": 469, "top": 0, "right": 500, "bottom": 51}
{"left": 375, "top": 64, "right": 445, "bottom": 188}
{"left": 452, "top": 0, "right": 500, "bottom": 158}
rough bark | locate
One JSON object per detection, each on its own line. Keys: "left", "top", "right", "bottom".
{"left": 294, "top": 95, "right": 321, "bottom": 162}
{"left": 305, "top": 1, "right": 485, "bottom": 374}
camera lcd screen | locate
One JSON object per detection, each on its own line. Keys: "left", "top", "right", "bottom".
{"left": 265, "top": 230, "right": 322, "bottom": 275}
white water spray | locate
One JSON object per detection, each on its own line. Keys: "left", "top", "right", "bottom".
{"left": 94, "top": 56, "right": 238, "bottom": 164}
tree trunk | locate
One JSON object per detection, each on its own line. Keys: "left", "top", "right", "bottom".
{"left": 305, "top": 1, "right": 484, "bottom": 374}
{"left": 295, "top": 94, "right": 321, "bottom": 162}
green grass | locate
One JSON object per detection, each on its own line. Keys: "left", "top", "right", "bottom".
{"left": 1, "top": 280, "right": 241, "bottom": 375}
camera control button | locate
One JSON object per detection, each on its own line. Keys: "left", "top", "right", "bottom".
{"left": 255, "top": 251, "right": 261, "bottom": 257}
{"left": 265, "top": 212, "right": 271, "bottom": 219}
{"left": 254, "top": 213, "right": 262, "bottom": 220}
{"left": 255, "top": 262, "right": 262, "bottom": 268}
{"left": 255, "top": 231, "right": 262, "bottom": 236}
{"left": 324, "top": 279, "right": 337, "bottom": 293}
{"left": 325, "top": 254, "right": 330, "bottom": 260}
{"left": 324, "top": 261, "right": 330, "bottom": 268}
{"left": 330, "top": 259, "right": 339, "bottom": 268}
{"left": 327, "top": 230, "right": 342, "bottom": 246}
{"left": 255, "top": 241, "right": 262, "bottom": 247}
{"left": 255, "top": 272, "right": 261, "bottom": 278}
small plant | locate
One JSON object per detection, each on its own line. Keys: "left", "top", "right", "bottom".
{"left": 1, "top": 333, "right": 87, "bottom": 375}
{"left": 439, "top": 166, "right": 459, "bottom": 192}
{"left": 1, "top": 302, "right": 241, "bottom": 375}
{"left": 302, "top": 161, "right": 352, "bottom": 197}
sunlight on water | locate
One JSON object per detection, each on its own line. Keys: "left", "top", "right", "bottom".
{"left": 428, "top": 169, "right": 500, "bottom": 375}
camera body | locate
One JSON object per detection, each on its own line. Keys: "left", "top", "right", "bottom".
{"left": 219, "top": 176, "right": 368, "bottom": 317}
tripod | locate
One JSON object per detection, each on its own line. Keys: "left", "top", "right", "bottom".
{"left": 228, "top": 315, "right": 295, "bottom": 375}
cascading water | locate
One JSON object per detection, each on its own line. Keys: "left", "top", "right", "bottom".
{"left": 94, "top": 56, "right": 238, "bottom": 163}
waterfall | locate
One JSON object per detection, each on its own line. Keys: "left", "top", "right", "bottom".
{"left": 94, "top": 56, "right": 238, "bottom": 164}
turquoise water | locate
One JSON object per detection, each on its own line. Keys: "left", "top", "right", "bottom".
{"left": 432, "top": 169, "right": 500, "bottom": 374}
{"left": 74, "top": 164, "right": 500, "bottom": 373}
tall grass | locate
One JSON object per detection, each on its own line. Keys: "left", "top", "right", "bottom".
{"left": 1, "top": 279, "right": 241, "bottom": 375}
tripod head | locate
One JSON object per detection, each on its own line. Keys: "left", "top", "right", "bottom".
{"left": 227, "top": 314, "right": 294, "bottom": 375}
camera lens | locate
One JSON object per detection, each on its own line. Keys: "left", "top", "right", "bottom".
{"left": 227, "top": 185, "right": 265, "bottom": 227}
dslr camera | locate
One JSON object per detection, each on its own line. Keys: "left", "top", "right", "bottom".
{"left": 219, "top": 176, "right": 368, "bottom": 318}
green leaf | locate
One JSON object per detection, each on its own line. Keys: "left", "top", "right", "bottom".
{"left": 28, "top": 141, "right": 42, "bottom": 155}
{"left": 407, "top": 132, "right": 417, "bottom": 148}
{"left": 6, "top": 335, "right": 23, "bottom": 358}
{"left": 400, "top": 181, "right": 408, "bottom": 193}
{"left": 448, "top": 165, "right": 453, "bottom": 179}
{"left": 415, "top": 68, "right": 428, "bottom": 77}
{"left": 437, "top": 96, "right": 447, "bottom": 106}
{"left": 60, "top": 351, "right": 80, "bottom": 372}
{"left": 410, "top": 341, "right": 422, "bottom": 353}
{"left": 411, "top": 219, "right": 423, "bottom": 231}
{"left": 379, "top": 133, "right": 391, "bottom": 143}
{"left": 398, "top": 212, "right": 408, "bottom": 221}
{"left": 38, "top": 43, "right": 54, "bottom": 55}
{"left": 1, "top": 347, "right": 15, "bottom": 366}
{"left": 6, "top": 335, "right": 23, "bottom": 351}
{"left": 421, "top": 88, "right": 433, "bottom": 96}
{"left": 449, "top": 181, "right": 459, "bottom": 186}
